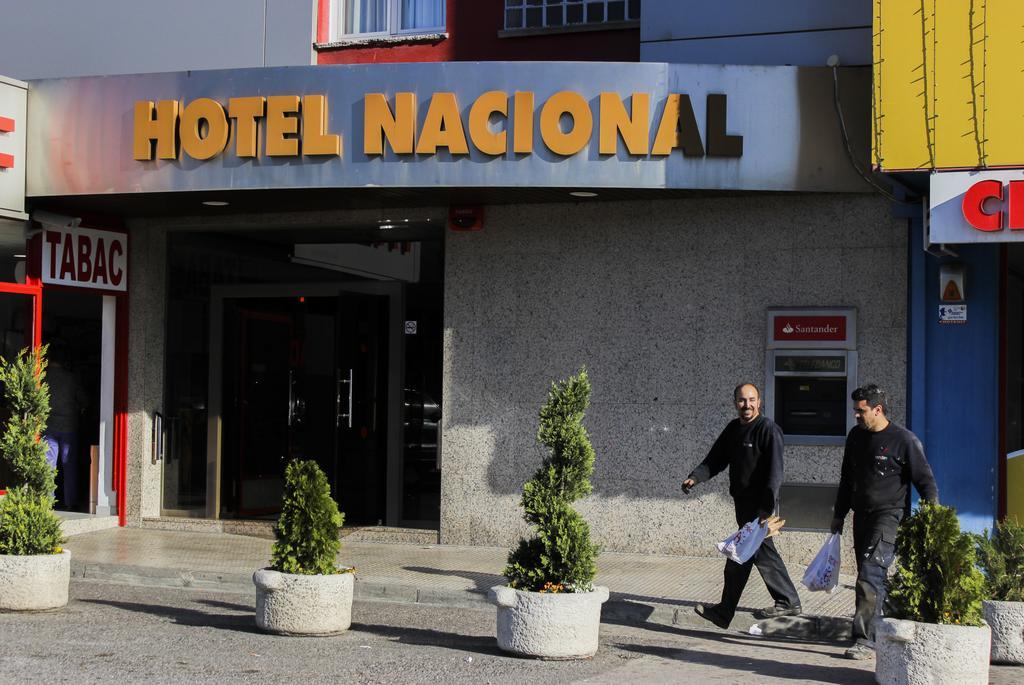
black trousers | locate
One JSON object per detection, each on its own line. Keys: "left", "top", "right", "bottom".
{"left": 718, "top": 502, "right": 801, "bottom": 622}
{"left": 851, "top": 509, "right": 901, "bottom": 642}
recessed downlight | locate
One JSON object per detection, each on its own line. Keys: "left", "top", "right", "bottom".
{"left": 202, "top": 200, "right": 229, "bottom": 207}
{"left": 569, "top": 191, "right": 598, "bottom": 198}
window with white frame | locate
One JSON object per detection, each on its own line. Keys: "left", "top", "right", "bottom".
{"left": 333, "top": 0, "right": 446, "bottom": 38}
{"left": 504, "top": 0, "right": 640, "bottom": 30}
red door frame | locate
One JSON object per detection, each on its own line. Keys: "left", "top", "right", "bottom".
{"left": 0, "top": 281, "right": 42, "bottom": 347}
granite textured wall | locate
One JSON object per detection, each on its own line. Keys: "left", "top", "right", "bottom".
{"left": 440, "top": 194, "right": 907, "bottom": 565}
{"left": 125, "top": 219, "right": 167, "bottom": 524}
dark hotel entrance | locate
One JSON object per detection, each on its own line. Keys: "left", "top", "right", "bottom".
{"left": 162, "top": 229, "right": 443, "bottom": 529}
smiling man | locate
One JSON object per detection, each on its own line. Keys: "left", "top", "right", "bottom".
{"left": 683, "top": 383, "right": 801, "bottom": 630}
{"left": 830, "top": 384, "right": 939, "bottom": 660}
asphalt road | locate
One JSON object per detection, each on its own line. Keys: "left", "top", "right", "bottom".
{"left": 0, "top": 580, "right": 1020, "bottom": 684}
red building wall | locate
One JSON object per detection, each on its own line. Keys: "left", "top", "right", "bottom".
{"left": 316, "top": 1, "right": 638, "bottom": 64}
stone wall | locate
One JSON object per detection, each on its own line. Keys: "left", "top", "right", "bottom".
{"left": 440, "top": 194, "right": 907, "bottom": 565}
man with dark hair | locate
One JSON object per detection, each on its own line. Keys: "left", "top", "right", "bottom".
{"left": 831, "top": 383, "right": 938, "bottom": 659}
{"left": 683, "top": 383, "right": 801, "bottom": 629}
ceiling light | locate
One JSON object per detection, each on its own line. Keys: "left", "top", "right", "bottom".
{"left": 13, "top": 254, "right": 25, "bottom": 259}
{"left": 569, "top": 191, "right": 598, "bottom": 198}
{"left": 202, "top": 200, "right": 229, "bottom": 207}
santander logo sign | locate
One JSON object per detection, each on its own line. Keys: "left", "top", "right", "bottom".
{"left": 773, "top": 316, "right": 845, "bottom": 342}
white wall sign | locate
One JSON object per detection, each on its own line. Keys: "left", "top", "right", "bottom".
{"left": 938, "top": 304, "right": 967, "bottom": 324}
{"left": 39, "top": 225, "right": 128, "bottom": 292}
{"left": 0, "top": 75, "right": 27, "bottom": 221}
{"left": 930, "top": 169, "right": 1024, "bottom": 244}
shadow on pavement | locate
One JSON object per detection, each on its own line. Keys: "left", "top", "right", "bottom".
{"left": 401, "top": 566, "right": 505, "bottom": 594}
{"left": 613, "top": 642, "right": 874, "bottom": 684}
{"left": 80, "top": 599, "right": 263, "bottom": 635}
{"left": 350, "top": 622, "right": 504, "bottom": 657}
{"left": 196, "top": 599, "right": 254, "bottom": 612}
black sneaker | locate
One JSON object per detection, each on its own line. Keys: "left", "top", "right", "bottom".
{"left": 752, "top": 603, "right": 802, "bottom": 619}
{"left": 844, "top": 640, "right": 875, "bottom": 660}
{"left": 694, "top": 603, "right": 731, "bottom": 629}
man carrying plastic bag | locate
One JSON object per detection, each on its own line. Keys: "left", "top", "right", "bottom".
{"left": 683, "top": 383, "right": 802, "bottom": 630}
{"left": 717, "top": 515, "right": 787, "bottom": 564}
{"left": 802, "top": 533, "right": 841, "bottom": 593}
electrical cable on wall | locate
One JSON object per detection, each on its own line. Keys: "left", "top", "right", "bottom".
{"left": 829, "top": 57, "right": 916, "bottom": 205}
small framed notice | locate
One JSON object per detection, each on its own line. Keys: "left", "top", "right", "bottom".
{"left": 938, "top": 304, "right": 967, "bottom": 325}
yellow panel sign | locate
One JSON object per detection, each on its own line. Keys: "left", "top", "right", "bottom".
{"left": 873, "top": 0, "right": 1024, "bottom": 171}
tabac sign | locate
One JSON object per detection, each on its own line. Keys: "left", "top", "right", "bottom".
{"left": 34, "top": 223, "right": 128, "bottom": 292}
{"left": 26, "top": 62, "right": 869, "bottom": 196}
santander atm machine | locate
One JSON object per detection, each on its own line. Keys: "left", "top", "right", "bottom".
{"left": 764, "top": 308, "right": 858, "bottom": 527}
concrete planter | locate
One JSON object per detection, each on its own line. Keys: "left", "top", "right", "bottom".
{"left": 253, "top": 568, "right": 354, "bottom": 636}
{"left": 875, "top": 618, "right": 990, "bottom": 685}
{"left": 0, "top": 549, "right": 70, "bottom": 611}
{"left": 983, "top": 600, "right": 1024, "bottom": 664}
{"left": 489, "top": 585, "right": 610, "bottom": 659}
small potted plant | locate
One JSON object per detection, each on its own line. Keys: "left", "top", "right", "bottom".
{"left": 253, "top": 458, "right": 354, "bottom": 635}
{"left": 0, "top": 346, "right": 69, "bottom": 612}
{"left": 488, "top": 368, "right": 608, "bottom": 660}
{"left": 977, "top": 516, "right": 1024, "bottom": 664}
{"left": 875, "top": 501, "right": 990, "bottom": 685}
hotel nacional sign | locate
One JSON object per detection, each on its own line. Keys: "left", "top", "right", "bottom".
{"left": 25, "top": 62, "right": 867, "bottom": 196}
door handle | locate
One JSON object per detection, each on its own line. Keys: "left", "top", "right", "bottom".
{"left": 287, "top": 369, "right": 294, "bottom": 427}
{"left": 337, "top": 368, "right": 353, "bottom": 428}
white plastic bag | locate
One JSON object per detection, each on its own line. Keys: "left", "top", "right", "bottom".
{"left": 716, "top": 517, "right": 768, "bottom": 564}
{"left": 801, "top": 533, "right": 841, "bottom": 593}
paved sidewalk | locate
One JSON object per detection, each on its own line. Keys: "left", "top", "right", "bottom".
{"left": 64, "top": 527, "right": 855, "bottom": 638}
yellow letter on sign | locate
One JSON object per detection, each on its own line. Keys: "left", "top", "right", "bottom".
{"left": 179, "top": 98, "right": 230, "bottom": 161}
{"left": 302, "top": 95, "right": 342, "bottom": 156}
{"left": 133, "top": 100, "right": 179, "bottom": 160}
{"left": 468, "top": 91, "right": 508, "bottom": 156}
{"left": 229, "top": 96, "right": 265, "bottom": 158}
{"left": 364, "top": 93, "right": 417, "bottom": 155}
{"left": 266, "top": 95, "right": 301, "bottom": 157}
{"left": 540, "top": 91, "right": 592, "bottom": 156}
{"left": 416, "top": 93, "right": 470, "bottom": 155}
{"left": 599, "top": 92, "right": 650, "bottom": 155}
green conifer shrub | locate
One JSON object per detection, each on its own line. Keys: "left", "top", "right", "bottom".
{"left": 976, "top": 516, "right": 1024, "bottom": 602}
{"left": 0, "top": 346, "right": 54, "bottom": 497}
{"left": 270, "top": 459, "right": 346, "bottom": 576}
{"left": 886, "top": 501, "right": 986, "bottom": 626}
{"left": 0, "top": 345, "right": 63, "bottom": 556}
{"left": 504, "top": 368, "right": 599, "bottom": 593}
{"left": 0, "top": 486, "right": 63, "bottom": 555}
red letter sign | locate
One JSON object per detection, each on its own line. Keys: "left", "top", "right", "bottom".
{"left": 962, "top": 179, "right": 1003, "bottom": 231}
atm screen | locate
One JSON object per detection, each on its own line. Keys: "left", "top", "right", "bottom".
{"left": 774, "top": 376, "right": 847, "bottom": 436}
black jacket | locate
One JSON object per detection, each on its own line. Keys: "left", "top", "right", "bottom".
{"left": 832, "top": 422, "right": 939, "bottom": 519}
{"left": 688, "top": 415, "right": 784, "bottom": 519}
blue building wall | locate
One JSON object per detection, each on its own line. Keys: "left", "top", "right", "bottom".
{"left": 908, "top": 217, "right": 999, "bottom": 533}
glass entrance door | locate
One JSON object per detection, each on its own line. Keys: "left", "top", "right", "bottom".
{"left": 212, "top": 285, "right": 396, "bottom": 522}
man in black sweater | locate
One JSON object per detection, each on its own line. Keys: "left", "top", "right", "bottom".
{"left": 683, "top": 383, "right": 801, "bottom": 629}
{"left": 831, "top": 384, "right": 938, "bottom": 660}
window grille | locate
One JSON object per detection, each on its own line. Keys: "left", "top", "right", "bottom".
{"left": 504, "top": 0, "right": 640, "bottom": 31}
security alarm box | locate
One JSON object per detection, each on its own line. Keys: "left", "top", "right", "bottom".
{"left": 764, "top": 308, "right": 857, "bottom": 446}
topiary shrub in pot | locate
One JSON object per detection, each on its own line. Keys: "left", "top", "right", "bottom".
{"left": 977, "top": 516, "right": 1024, "bottom": 664}
{"left": 875, "top": 501, "right": 989, "bottom": 685}
{"left": 488, "top": 367, "right": 608, "bottom": 660}
{"left": 253, "top": 458, "right": 354, "bottom": 635}
{"left": 0, "top": 345, "right": 69, "bottom": 612}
